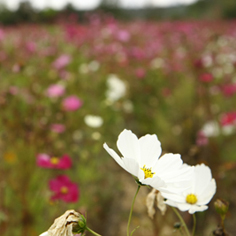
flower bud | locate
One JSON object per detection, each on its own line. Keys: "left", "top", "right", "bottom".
{"left": 73, "top": 214, "right": 87, "bottom": 234}
{"left": 214, "top": 199, "right": 229, "bottom": 216}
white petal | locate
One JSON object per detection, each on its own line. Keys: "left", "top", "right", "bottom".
{"left": 103, "top": 143, "right": 126, "bottom": 169}
{"left": 117, "top": 129, "right": 140, "bottom": 161}
{"left": 193, "top": 164, "right": 212, "bottom": 195}
{"left": 121, "top": 157, "right": 140, "bottom": 177}
{"left": 188, "top": 205, "right": 208, "bottom": 214}
{"left": 161, "top": 191, "right": 185, "bottom": 203}
{"left": 39, "top": 232, "right": 49, "bottom": 236}
{"left": 197, "top": 179, "right": 216, "bottom": 205}
{"left": 154, "top": 153, "right": 182, "bottom": 173}
{"left": 141, "top": 175, "right": 166, "bottom": 189}
{"left": 176, "top": 203, "right": 191, "bottom": 212}
{"left": 138, "top": 134, "right": 162, "bottom": 167}
{"left": 153, "top": 153, "right": 183, "bottom": 180}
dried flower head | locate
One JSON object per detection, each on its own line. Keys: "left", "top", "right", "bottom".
{"left": 40, "top": 210, "right": 84, "bottom": 236}
{"left": 146, "top": 188, "right": 167, "bottom": 219}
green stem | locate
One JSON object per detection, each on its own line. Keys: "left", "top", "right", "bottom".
{"left": 221, "top": 215, "right": 225, "bottom": 232}
{"left": 85, "top": 226, "right": 102, "bottom": 236}
{"left": 171, "top": 207, "right": 191, "bottom": 236}
{"left": 192, "top": 214, "right": 196, "bottom": 236}
{"left": 127, "top": 184, "right": 141, "bottom": 236}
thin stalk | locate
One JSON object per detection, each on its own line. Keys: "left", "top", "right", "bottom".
{"left": 171, "top": 207, "right": 191, "bottom": 236}
{"left": 192, "top": 214, "right": 196, "bottom": 236}
{"left": 127, "top": 184, "right": 141, "bottom": 236}
{"left": 85, "top": 226, "right": 102, "bottom": 236}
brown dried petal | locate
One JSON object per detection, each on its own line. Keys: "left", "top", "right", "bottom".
{"left": 146, "top": 189, "right": 167, "bottom": 219}
{"left": 146, "top": 188, "right": 156, "bottom": 219}
{"left": 156, "top": 191, "right": 167, "bottom": 216}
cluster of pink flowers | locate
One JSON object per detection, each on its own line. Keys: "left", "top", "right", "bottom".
{"left": 36, "top": 153, "right": 79, "bottom": 203}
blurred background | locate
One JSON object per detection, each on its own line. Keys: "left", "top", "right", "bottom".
{"left": 0, "top": 0, "right": 236, "bottom": 235}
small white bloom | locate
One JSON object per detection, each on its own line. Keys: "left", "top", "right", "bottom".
{"left": 84, "top": 115, "right": 103, "bottom": 128}
{"left": 106, "top": 74, "right": 126, "bottom": 102}
{"left": 88, "top": 60, "right": 100, "bottom": 72}
{"left": 161, "top": 164, "right": 216, "bottom": 214}
{"left": 201, "top": 121, "right": 220, "bottom": 137}
{"left": 103, "top": 129, "right": 192, "bottom": 193}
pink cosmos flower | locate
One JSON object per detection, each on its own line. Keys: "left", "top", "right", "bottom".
{"left": 196, "top": 131, "right": 208, "bottom": 146}
{"left": 53, "top": 54, "right": 71, "bottom": 70}
{"left": 50, "top": 123, "right": 66, "bottom": 133}
{"left": 36, "top": 153, "right": 72, "bottom": 169}
{"left": 135, "top": 68, "right": 146, "bottom": 79}
{"left": 220, "top": 112, "right": 236, "bottom": 126}
{"left": 49, "top": 175, "right": 79, "bottom": 203}
{"left": 25, "top": 42, "right": 36, "bottom": 53}
{"left": 199, "top": 73, "right": 213, "bottom": 83}
{"left": 116, "top": 30, "right": 130, "bottom": 42}
{"left": 46, "top": 84, "right": 65, "bottom": 98}
{"left": 62, "top": 95, "right": 83, "bottom": 111}
{"left": 222, "top": 83, "right": 236, "bottom": 97}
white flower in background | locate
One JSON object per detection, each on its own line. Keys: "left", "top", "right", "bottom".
{"left": 78, "top": 63, "right": 89, "bottom": 74}
{"left": 88, "top": 60, "right": 100, "bottom": 72}
{"left": 150, "top": 57, "right": 165, "bottom": 69}
{"left": 84, "top": 115, "right": 103, "bottom": 128}
{"left": 106, "top": 74, "right": 126, "bottom": 102}
{"left": 103, "top": 129, "right": 192, "bottom": 193}
{"left": 161, "top": 164, "right": 216, "bottom": 214}
{"left": 122, "top": 100, "right": 134, "bottom": 113}
{"left": 201, "top": 121, "right": 220, "bottom": 137}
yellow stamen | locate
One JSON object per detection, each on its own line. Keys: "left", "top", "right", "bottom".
{"left": 50, "top": 157, "right": 59, "bottom": 165}
{"left": 60, "top": 186, "right": 68, "bottom": 194}
{"left": 186, "top": 194, "right": 198, "bottom": 204}
{"left": 140, "top": 165, "right": 155, "bottom": 179}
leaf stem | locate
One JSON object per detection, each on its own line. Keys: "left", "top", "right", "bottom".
{"left": 85, "top": 226, "right": 102, "bottom": 236}
{"left": 192, "top": 213, "right": 196, "bottom": 236}
{"left": 127, "top": 184, "right": 141, "bottom": 236}
{"left": 171, "top": 207, "right": 191, "bottom": 236}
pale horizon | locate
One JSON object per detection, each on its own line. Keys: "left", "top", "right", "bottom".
{"left": 1, "top": 0, "right": 198, "bottom": 10}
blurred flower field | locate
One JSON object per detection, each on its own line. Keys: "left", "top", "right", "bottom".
{"left": 1, "top": 16, "right": 236, "bottom": 235}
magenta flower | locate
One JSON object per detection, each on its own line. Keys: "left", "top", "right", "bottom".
{"left": 199, "top": 73, "right": 213, "bottom": 83}
{"left": 220, "top": 112, "right": 236, "bottom": 126}
{"left": 46, "top": 84, "right": 65, "bottom": 98}
{"left": 53, "top": 54, "right": 71, "bottom": 70}
{"left": 36, "top": 153, "right": 72, "bottom": 169}
{"left": 50, "top": 123, "right": 66, "bottom": 133}
{"left": 222, "top": 83, "right": 236, "bottom": 97}
{"left": 62, "top": 95, "right": 83, "bottom": 111}
{"left": 49, "top": 175, "right": 79, "bottom": 203}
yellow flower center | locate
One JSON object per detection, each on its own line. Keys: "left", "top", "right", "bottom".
{"left": 186, "top": 194, "right": 198, "bottom": 204}
{"left": 50, "top": 157, "right": 59, "bottom": 165}
{"left": 60, "top": 186, "right": 68, "bottom": 194}
{"left": 140, "top": 165, "right": 155, "bottom": 179}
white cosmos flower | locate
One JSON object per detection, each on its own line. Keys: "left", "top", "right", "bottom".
{"left": 84, "top": 115, "right": 103, "bottom": 128}
{"left": 106, "top": 74, "right": 126, "bottom": 102}
{"left": 161, "top": 163, "right": 216, "bottom": 214}
{"left": 103, "top": 129, "right": 192, "bottom": 193}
